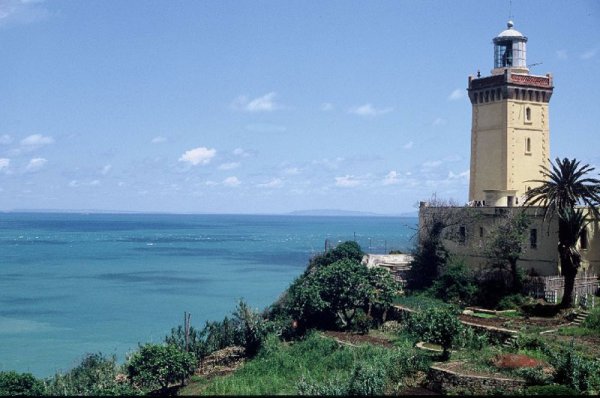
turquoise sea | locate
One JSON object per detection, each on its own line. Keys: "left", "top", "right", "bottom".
{"left": 0, "top": 213, "right": 417, "bottom": 377}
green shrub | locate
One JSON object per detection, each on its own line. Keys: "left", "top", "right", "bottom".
{"left": 523, "top": 384, "right": 578, "bottom": 395}
{"left": 126, "top": 343, "right": 196, "bottom": 394}
{"left": 429, "top": 259, "right": 477, "bottom": 306}
{"left": 516, "top": 366, "right": 553, "bottom": 386}
{"left": 347, "top": 362, "right": 386, "bottom": 396}
{"left": 583, "top": 307, "right": 600, "bottom": 331}
{"left": 45, "top": 353, "right": 140, "bottom": 396}
{"left": 549, "top": 342, "right": 600, "bottom": 393}
{"left": 0, "top": 371, "right": 44, "bottom": 396}
{"left": 307, "top": 241, "right": 364, "bottom": 272}
{"left": 497, "top": 294, "right": 527, "bottom": 310}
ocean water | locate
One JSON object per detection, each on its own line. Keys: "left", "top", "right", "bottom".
{"left": 0, "top": 212, "right": 417, "bottom": 377}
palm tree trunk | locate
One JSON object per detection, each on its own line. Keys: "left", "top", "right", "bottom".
{"left": 559, "top": 245, "right": 576, "bottom": 308}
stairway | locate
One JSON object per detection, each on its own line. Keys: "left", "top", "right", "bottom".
{"left": 572, "top": 310, "right": 590, "bottom": 326}
{"left": 502, "top": 333, "right": 518, "bottom": 349}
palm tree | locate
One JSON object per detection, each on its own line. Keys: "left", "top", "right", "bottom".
{"left": 524, "top": 157, "right": 600, "bottom": 308}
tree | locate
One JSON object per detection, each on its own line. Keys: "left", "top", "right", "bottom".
{"left": 407, "top": 307, "right": 463, "bottom": 361}
{"left": 126, "top": 343, "right": 196, "bottom": 394}
{"left": 286, "top": 257, "right": 399, "bottom": 331}
{"left": 0, "top": 371, "right": 44, "bottom": 396}
{"left": 524, "top": 157, "right": 600, "bottom": 307}
{"left": 484, "top": 210, "right": 530, "bottom": 292}
{"left": 306, "top": 240, "right": 364, "bottom": 273}
{"left": 408, "top": 195, "right": 479, "bottom": 290}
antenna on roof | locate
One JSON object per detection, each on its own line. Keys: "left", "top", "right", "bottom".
{"left": 527, "top": 62, "right": 543, "bottom": 68}
{"left": 508, "top": 0, "right": 513, "bottom": 21}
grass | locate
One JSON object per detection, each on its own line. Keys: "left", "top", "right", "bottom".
{"left": 558, "top": 325, "right": 599, "bottom": 337}
{"left": 180, "top": 331, "right": 432, "bottom": 396}
{"left": 471, "top": 312, "right": 497, "bottom": 319}
{"left": 393, "top": 294, "right": 450, "bottom": 312}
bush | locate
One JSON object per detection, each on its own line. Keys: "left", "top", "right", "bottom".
{"left": 347, "top": 362, "right": 386, "bottom": 396}
{"left": 583, "top": 307, "right": 600, "bottom": 331}
{"left": 0, "top": 371, "right": 44, "bottom": 396}
{"left": 516, "top": 366, "right": 553, "bottom": 386}
{"left": 549, "top": 342, "right": 600, "bottom": 393}
{"left": 497, "top": 293, "right": 527, "bottom": 310}
{"left": 429, "top": 259, "right": 476, "bottom": 306}
{"left": 126, "top": 343, "right": 196, "bottom": 394}
{"left": 45, "top": 353, "right": 140, "bottom": 396}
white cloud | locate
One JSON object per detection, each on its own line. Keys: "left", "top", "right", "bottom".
{"left": 349, "top": 103, "right": 393, "bottom": 117}
{"left": 25, "top": 157, "right": 47, "bottom": 172}
{"left": 0, "top": 134, "right": 12, "bottom": 145}
{"left": 321, "top": 102, "right": 334, "bottom": 111}
{"left": 89, "top": 179, "right": 100, "bottom": 186}
{"left": 223, "top": 176, "right": 241, "bottom": 187}
{"left": 581, "top": 48, "right": 597, "bottom": 60}
{"left": 257, "top": 178, "right": 283, "bottom": 188}
{"left": 218, "top": 162, "right": 240, "bottom": 170}
{"left": 556, "top": 49, "right": 568, "bottom": 60}
{"left": 283, "top": 167, "right": 301, "bottom": 175}
{"left": 383, "top": 170, "right": 400, "bottom": 185}
{"left": 101, "top": 164, "right": 112, "bottom": 175}
{"left": 233, "top": 92, "right": 282, "bottom": 112}
{"left": 433, "top": 117, "right": 447, "bottom": 126}
{"left": 0, "top": 0, "right": 49, "bottom": 26}
{"left": 233, "top": 148, "right": 250, "bottom": 157}
{"left": 151, "top": 136, "right": 167, "bottom": 144}
{"left": 422, "top": 160, "right": 443, "bottom": 169}
{"left": 335, "top": 175, "right": 361, "bottom": 188}
{"left": 20, "top": 134, "right": 54, "bottom": 147}
{"left": 0, "top": 158, "right": 10, "bottom": 171}
{"left": 403, "top": 141, "right": 414, "bottom": 150}
{"left": 178, "top": 147, "right": 216, "bottom": 166}
{"left": 448, "top": 169, "right": 469, "bottom": 179}
{"left": 448, "top": 89, "right": 465, "bottom": 101}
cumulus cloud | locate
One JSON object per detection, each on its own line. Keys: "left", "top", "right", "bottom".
{"left": 383, "top": 170, "right": 400, "bottom": 185}
{"left": 178, "top": 147, "right": 216, "bottom": 166}
{"left": 448, "top": 170, "right": 469, "bottom": 179}
{"left": 349, "top": 103, "right": 393, "bottom": 117}
{"left": 233, "top": 92, "right": 282, "bottom": 112}
{"left": 233, "top": 148, "right": 250, "bottom": 157}
{"left": 433, "top": 117, "right": 447, "bottom": 126}
{"left": 151, "top": 136, "right": 167, "bottom": 144}
{"left": 403, "top": 141, "right": 414, "bottom": 150}
{"left": 422, "top": 160, "right": 443, "bottom": 169}
{"left": 257, "top": 178, "right": 283, "bottom": 188}
{"left": 20, "top": 134, "right": 54, "bottom": 147}
{"left": 0, "top": 0, "right": 50, "bottom": 26}
{"left": 283, "top": 167, "right": 301, "bottom": 175}
{"left": 0, "top": 158, "right": 10, "bottom": 171}
{"left": 218, "top": 162, "right": 240, "bottom": 170}
{"left": 335, "top": 175, "right": 361, "bottom": 188}
{"left": 448, "top": 89, "right": 465, "bottom": 101}
{"left": 223, "top": 176, "right": 241, "bottom": 187}
{"left": 100, "top": 164, "right": 112, "bottom": 175}
{"left": 25, "top": 157, "right": 47, "bottom": 172}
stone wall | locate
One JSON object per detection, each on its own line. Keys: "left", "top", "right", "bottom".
{"left": 427, "top": 362, "right": 526, "bottom": 395}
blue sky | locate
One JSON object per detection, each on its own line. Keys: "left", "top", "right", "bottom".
{"left": 1, "top": 0, "right": 599, "bottom": 214}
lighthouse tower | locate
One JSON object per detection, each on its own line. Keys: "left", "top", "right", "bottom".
{"left": 468, "top": 21, "right": 554, "bottom": 207}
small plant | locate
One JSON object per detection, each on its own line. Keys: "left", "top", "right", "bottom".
{"left": 523, "top": 384, "right": 578, "bottom": 395}
{"left": 548, "top": 341, "right": 600, "bottom": 394}
{"left": 583, "top": 306, "right": 600, "bottom": 331}
{"left": 347, "top": 362, "right": 386, "bottom": 396}
{"left": 516, "top": 366, "right": 553, "bottom": 386}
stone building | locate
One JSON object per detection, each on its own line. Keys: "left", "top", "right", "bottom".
{"left": 419, "top": 22, "right": 599, "bottom": 299}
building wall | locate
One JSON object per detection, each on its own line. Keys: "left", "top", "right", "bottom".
{"left": 419, "top": 205, "right": 600, "bottom": 277}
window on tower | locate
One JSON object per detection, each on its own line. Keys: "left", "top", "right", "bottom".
{"left": 525, "top": 137, "right": 531, "bottom": 154}
{"left": 525, "top": 107, "right": 532, "bottom": 123}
